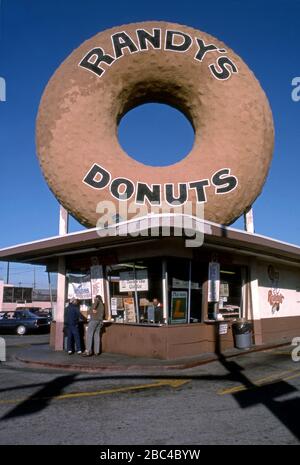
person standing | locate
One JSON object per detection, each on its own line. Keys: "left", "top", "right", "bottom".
{"left": 82, "top": 295, "right": 105, "bottom": 356}
{"left": 66, "top": 298, "right": 82, "bottom": 355}
{"left": 147, "top": 297, "right": 163, "bottom": 324}
{"left": 153, "top": 298, "right": 164, "bottom": 324}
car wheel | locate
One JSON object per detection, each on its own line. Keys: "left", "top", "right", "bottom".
{"left": 16, "top": 325, "right": 27, "bottom": 336}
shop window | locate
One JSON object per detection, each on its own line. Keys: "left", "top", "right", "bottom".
{"left": 168, "top": 258, "right": 190, "bottom": 324}
{"left": 3, "top": 287, "right": 13, "bottom": 303}
{"left": 23, "top": 288, "right": 33, "bottom": 303}
{"left": 218, "top": 267, "right": 242, "bottom": 320}
{"left": 190, "top": 264, "right": 206, "bottom": 322}
{"left": 107, "top": 259, "right": 163, "bottom": 325}
{"left": 167, "top": 258, "right": 205, "bottom": 324}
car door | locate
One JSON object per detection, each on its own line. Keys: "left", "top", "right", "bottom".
{"left": 14, "top": 311, "right": 30, "bottom": 328}
{"left": 0, "top": 311, "right": 17, "bottom": 331}
{"left": 0, "top": 312, "right": 10, "bottom": 331}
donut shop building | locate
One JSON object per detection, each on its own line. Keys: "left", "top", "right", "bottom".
{"left": 1, "top": 20, "right": 300, "bottom": 359}
{"left": 1, "top": 217, "right": 300, "bottom": 359}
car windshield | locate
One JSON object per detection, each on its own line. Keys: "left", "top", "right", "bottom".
{"left": 13, "top": 308, "right": 52, "bottom": 318}
{"left": 14, "top": 310, "right": 35, "bottom": 318}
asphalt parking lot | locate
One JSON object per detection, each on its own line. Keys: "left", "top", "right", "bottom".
{"left": 0, "top": 334, "right": 299, "bottom": 445}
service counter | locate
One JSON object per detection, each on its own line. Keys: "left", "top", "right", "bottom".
{"left": 50, "top": 320, "right": 235, "bottom": 360}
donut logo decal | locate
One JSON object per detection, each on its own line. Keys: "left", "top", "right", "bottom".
{"left": 83, "top": 164, "right": 238, "bottom": 205}
{"left": 79, "top": 28, "right": 238, "bottom": 81}
{"left": 267, "top": 265, "right": 284, "bottom": 314}
{"left": 36, "top": 21, "right": 274, "bottom": 228}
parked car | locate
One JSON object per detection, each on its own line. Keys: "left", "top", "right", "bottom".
{"left": 22, "top": 307, "right": 53, "bottom": 323}
{"left": 0, "top": 308, "right": 51, "bottom": 335}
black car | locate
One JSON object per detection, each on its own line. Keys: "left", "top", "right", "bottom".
{"left": 0, "top": 308, "right": 51, "bottom": 335}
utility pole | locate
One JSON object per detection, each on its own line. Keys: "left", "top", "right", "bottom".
{"left": 6, "top": 262, "right": 10, "bottom": 284}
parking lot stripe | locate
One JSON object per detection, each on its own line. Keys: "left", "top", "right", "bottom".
{"left": 0, "top": 379, "right": 190, "bottom": 406}
{"left": 218, "top": 368, "right": 300, "bottom": 395}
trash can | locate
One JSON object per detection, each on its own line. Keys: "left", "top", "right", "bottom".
{"left": 232, "top": 319, "right": 253, "bottom": 349}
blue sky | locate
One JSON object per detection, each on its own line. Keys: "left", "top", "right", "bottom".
{"left": 0, "top": 0, "right": 300, "bottom": 287}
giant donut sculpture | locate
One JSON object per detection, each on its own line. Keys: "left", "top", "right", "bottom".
{"left": 36, "top": 21, "right": 274, "bottom": 227}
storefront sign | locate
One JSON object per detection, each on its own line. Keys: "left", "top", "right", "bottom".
{"left": 36, "top": 21, "right": 274, "bottom": 228}
{"left": 218, "top": 323, "right": 228, "bottom": 335}
{"left": 68, "top": 274, "right": 91, "bottom": 300}
{"left": 119, "top": 270, "right": 148, "bottom": 292}
{"left": 172, "top": 278, "right": 200, "bottom": 289}
{"left": 90, "top": 264, "right": 105, "bottom": 301}
{"left": 79, "top": 29, "right": 238, "bottom": 81}
{"left": 83, "top": 163, "right": 238, "bottom": 205}
{"left": 171, "top": 291, "right": 188, "bottom": 324}
{"left": 208, "top": 262, "right": 220, "bottom": 302}
{"left": 267, "top": 265, "right": 284, "bottom": 314}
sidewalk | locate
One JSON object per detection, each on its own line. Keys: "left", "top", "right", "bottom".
{"left": 13, "top": 340, "right": 292, "bottom": 373}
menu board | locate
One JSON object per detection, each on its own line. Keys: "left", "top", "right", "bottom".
{"left": 119, "top": 270, "right": 148, "bottom": 292}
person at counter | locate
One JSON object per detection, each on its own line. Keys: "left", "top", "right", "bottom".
{"left": 147, "top": 298, "right": 163, "bottom": 324}
{"left": 66, "top": 298, "right": 83, "bottom": 355}
{"left": 82, "top": 295, "right": 105, "bottom": 356}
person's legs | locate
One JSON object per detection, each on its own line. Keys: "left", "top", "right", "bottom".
{"left": 86, "top": 320, "right": 97, "bottom": 354}
{"left": 73, "top": 325, "right": 82, "bottom": 352}
{"left": 93, "top": 322, "right": 102, "bottom": 355}
{"left": 67, "top": 326, "right": 74, "bottom": 352}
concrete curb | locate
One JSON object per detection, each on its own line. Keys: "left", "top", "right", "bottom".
{"left": 14, "top": 341, "right": 292, "bottom": 374}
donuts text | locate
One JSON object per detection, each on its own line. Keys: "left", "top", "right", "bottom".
{"left": 83, "top": 164, "right": 238, "bottom": 205}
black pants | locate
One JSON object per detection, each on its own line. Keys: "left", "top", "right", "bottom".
{"left": 67, "top": 325, "right": 82, "bottom": 352}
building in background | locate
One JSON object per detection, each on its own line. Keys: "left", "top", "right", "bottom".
{"left": 0, "top": 281, "right": 56, "bottom": 312}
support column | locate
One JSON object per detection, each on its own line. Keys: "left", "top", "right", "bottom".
{"left": 240, "top": 266, "right": 247, "bottom": 319}
{"left": 0, "top": 280, "right": 4, "bottom": 311}
{"left": 55, "top": 204, "right": 69, "bottom": 350}
{"left": 55, "top": 256, "right": 66, "bottom": 351}
{"left": 59, "top": 205, "right": 69, "bottom": 235}
{"left": 201, "top": 280, "right": 208, "bottom": 322}
{"left": 105, "top": 270, "right": 111, "bottom": 319}
{"left": 162, "top": 260, "right": 168, "bottom": 324}
{"left": 187, "top": 260, "right": 192, "bottom": 324}
{"left": 133, "top": 263, "right": 139, "bottom": 324}
{"left": 249, "top": 258, "right": 263, "bottom": 345}
{"left": 244, "top": 207, "right": 254, "bottom": 233}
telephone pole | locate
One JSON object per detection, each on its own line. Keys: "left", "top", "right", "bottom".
{"left": 6, "top": 262, "right": 10, "bottom": 284}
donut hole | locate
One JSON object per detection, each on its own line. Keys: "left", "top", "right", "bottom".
{"left": 117, "top": 102, "right": 195, "bottom": 167}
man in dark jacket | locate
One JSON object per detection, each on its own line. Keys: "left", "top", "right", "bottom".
{"left": 66, "top": 298, "right": 82, "bottom": 354}
{"left": 82, "top": 295, "right": 105, "bottom": 356}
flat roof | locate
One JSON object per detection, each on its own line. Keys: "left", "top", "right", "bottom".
{"left": 0, "top": 214, "right": 300, "bottom": 267}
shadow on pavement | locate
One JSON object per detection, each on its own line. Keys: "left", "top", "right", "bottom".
{"left": 1, "top": 374, "right": 77, "bottom": 421}
{"left": 214, "top": 328, "right": 300, "bottom": 441}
